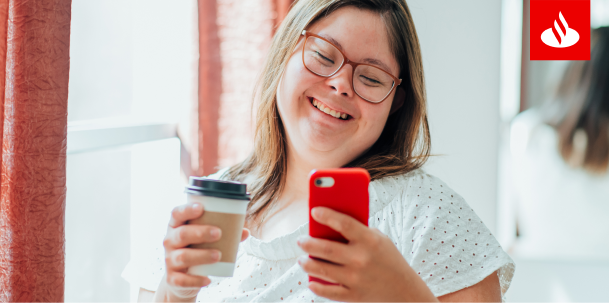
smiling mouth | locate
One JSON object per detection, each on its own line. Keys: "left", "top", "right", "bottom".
{"left": 309, "top": 97, "right": 351, "bottom": 120}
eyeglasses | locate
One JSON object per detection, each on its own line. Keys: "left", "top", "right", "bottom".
{"left": 300, "top": 30, "right": 401, "bottom": 104}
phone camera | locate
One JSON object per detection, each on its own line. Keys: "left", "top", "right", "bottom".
{"left": 314, "top": 177, "right": 334, "bottom": 187}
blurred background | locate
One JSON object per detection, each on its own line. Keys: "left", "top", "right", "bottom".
{"left": 64, "top": 0, "right": 609, "bottom": 301}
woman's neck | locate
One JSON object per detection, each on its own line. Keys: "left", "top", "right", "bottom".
{"left": 280, "top": 142, "right": 351, "bottom": 206}
{"left": 282, "top": 152, "right": 312, "bottom": 203}
{"left": 250, "top": 143, "right": 348, "bottom": 240}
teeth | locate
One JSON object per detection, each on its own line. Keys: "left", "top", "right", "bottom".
{"left": 311, "top": 98, "right": 347, "bottom": 120}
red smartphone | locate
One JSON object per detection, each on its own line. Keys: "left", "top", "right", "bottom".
{"left": 308, "top": 168, "right": 370, "bottom": 285}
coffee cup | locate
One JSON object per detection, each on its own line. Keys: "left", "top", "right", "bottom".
{"left": 184, "top": 177, "right": 250, "bottom": 277}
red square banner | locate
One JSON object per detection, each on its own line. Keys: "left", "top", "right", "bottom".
{"left": 530, "top": 0, "right": 590, "bottom": 60}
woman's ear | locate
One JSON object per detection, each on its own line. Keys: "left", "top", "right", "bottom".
{"left": 389, "top": 87, "right": 405, "bottom": 115}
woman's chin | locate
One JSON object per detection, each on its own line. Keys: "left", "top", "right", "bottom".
{"left": 298, "top": 131, "right": 357, "bottom": 158}
{"left": 297, "top": 120, "right": 347, "bottom": 150}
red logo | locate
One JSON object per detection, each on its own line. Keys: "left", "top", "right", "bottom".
{"left": 530, "top": 0, "right": 590, "bottom": 60}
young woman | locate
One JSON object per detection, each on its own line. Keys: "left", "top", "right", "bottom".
{"left": 508, "top": 27, "right": 609, "bottom": 260}
{"left": 125, "top": 0, "right": 514, "bottom": 301}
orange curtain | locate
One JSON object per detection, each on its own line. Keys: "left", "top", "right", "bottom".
{"left": 195, "top": 0, "right": 288, "bottom": 176}
{"left": 197, "top": 0, "right": 221, "bottom": 176}
{"left": 274, "top": 0, "right": 294, "bottom": 31}
{"left": 0, "top": 0, "right": 72, "bottom": 301}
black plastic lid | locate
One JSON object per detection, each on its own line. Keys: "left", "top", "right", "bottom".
{"left": 185, "top": 177, "right": 250, "bottom": 201}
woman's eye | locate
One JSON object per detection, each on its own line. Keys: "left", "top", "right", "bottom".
{"left": 315, "top": 51, "right": 334, "bottom": 65}
{"left": 360, "top": 75, "right": 382, "bottom": 86}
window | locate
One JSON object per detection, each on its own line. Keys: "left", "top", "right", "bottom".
{"left": 65, "top": 0, "right": 198, "bottom": 300}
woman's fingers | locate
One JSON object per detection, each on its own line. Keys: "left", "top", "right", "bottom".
{"left": 168, "top": 203, "right": 204, "bottom": 228}
{"left": 166, "top": 248, "right": 222, "bottom": 271}
{"left": 241, "top": 228, "right": 250, "bottom": 242}
{"left": 167, "top": 271, "right": 211, "bottom": 294}
{"left": 308, "top": 282, "right": 350, "bottom": 302}
{"left": 310, "top": 207, "right": 367, "bottom": 241}
{"left": 298, "top": 256, "right": 347, "bottom": 285}
{"left": 164, "top": 224, "right": 221, "bottom": 248}
{"left": 297, "top": 236, "right": 349, "bottom": 265}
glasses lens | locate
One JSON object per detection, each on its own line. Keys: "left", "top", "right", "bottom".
{"left": 353, "top": 65, "right": 395, "bottom": 103}
{"left": 303, "top": 36, "right": 344, "bottom": 76}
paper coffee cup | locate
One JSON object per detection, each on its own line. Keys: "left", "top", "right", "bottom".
{"left": 184, "top": 177, "right": 250, "bottom": 277}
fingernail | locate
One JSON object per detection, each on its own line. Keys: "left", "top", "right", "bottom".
{"left": 191, "top": 203, "right": 201, "bottom": 210}
{"left": 311, "top": 207, "right": 322, "bottom": 217}
{"left": 297, "top": 255, "right": 307, "bottom": 265}
{"left": 297, "top": 235, "right": 308, "bottom": 245}
{"left": 212, "top": 251, "right": 222, "bottom": 261}
{"left": 210, "top": 228, "right": 221, "bottom": 238}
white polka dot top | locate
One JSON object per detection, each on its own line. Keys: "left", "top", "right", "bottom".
{"left": 122, "top": 169, "right": 515, "bottom": 302}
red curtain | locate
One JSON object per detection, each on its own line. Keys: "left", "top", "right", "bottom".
{"left": 0, "top": 0, "right": 72, "bottom": 301}
{"left": 195, "top": 0, "right": 292, "bottom": 176}
{"left": 197, "top": 0, "right": 221, "bottom": 176}
{"left": 274, "top": 0, "right": 294, "bottom": 31}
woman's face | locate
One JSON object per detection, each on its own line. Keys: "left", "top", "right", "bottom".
{"left": 277, "top": 6, "right": 400, "bottom": 167}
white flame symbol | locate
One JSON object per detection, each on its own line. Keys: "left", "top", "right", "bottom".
{"left": 541, "top": 12, "right": 580, "bottom": 48}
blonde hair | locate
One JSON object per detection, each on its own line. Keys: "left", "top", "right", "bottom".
{"left": 227, "top": 0, "right": 431, "bottom": 227}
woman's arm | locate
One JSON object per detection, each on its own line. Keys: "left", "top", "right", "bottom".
{"left": 136, "top": 280, "right": 200, "bottom": 303}
{"left": 138, "top": 288, "right": 156, "bottom": 302}
{"left": 138, "top": 273, "right": 501, "bottom": 302}
{"left": 136, "top": 202, "right": 250, "bottom": 302}
{"left": 152, "top": 274, "right": 201, "bottom": 302}
{"left": 138, "top": 287, "right": 190, "bottom": 303}
{"left": 298, "top": 207, "right": 503, "bottom": 302}
{"left": 437, "top": 271, "right": 501, "bottom": 302}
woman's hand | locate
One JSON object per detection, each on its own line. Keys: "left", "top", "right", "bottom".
{"left": 160, "top": 202, "right": 249, "bottom": 301}
{"left": 297, "top": 207, "right": 438, "bottom": 302}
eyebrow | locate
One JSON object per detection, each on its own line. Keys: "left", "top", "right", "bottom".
{"left": 319, "top": 33, "right": 395, "bottom": 75}
{"left": 362, "top": 58, "right": 393, "bottom": 74}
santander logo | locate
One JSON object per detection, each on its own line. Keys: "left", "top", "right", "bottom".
{"left": 541, "top": 12, "right": 580, "bottom": 48}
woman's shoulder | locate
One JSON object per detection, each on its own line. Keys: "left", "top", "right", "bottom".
{"left": 205, "top": 167, "right": 231, "bottom": 180}
{"left": 206, "top": 167, "right": 258, "bottom": 185}
{"left": 369, "top": 169, "right": 461, "bottom": 215}
{"left": 372, "top": 168, "right": 453, "bottom": 191}
{"left": 371, "top": 170, "right": 515, "bottom": 298}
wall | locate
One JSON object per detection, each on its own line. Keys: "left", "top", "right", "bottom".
{"left": 66, "top": 0, "right": 197, "bottom": 301}
{"left": 407, "top": 0, "right": 503, "bottom": 233}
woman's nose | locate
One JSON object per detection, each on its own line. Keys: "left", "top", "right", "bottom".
{"left": 325, "top": 64, "right": 354, "bottom": 98}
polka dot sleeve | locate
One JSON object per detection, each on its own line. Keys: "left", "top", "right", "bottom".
{"left": 389, "top": 171, "right": 515, "bottom": 299}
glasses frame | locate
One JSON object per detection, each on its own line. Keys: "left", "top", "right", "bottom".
{"left": 300, "top": 30, "right": 402, "bottom": 104}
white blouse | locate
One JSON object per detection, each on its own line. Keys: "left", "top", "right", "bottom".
{"left": 508, "top": 109, "right": 609, "bottom": 260}
{"left": 122, "top": 169, "right": 515, "bottom": 302}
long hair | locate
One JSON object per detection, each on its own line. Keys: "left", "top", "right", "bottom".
{"left": 226, "top": 0, "right": 431, "bottom": 226}
{"left": 545, "top": 27, "right": 609, "bottom": 174}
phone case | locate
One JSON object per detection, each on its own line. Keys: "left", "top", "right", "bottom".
{"left": 308, "top": 168, "right": 370, "bottom": 285}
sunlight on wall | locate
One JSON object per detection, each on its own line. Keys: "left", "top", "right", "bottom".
{"left": 499, "top": 0, "right": 523, "bottom": 122}
{"left": 550, "top": 279, "right": 572, "bottom": 302}
{"left": 592, "top": 0, "right": 609, "bottom": 28}
{"left": 65, "top": 148, "right": 132, "bottom": 301}
{"left": 129, "top": 138, "right": 183, "bottom": 301}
